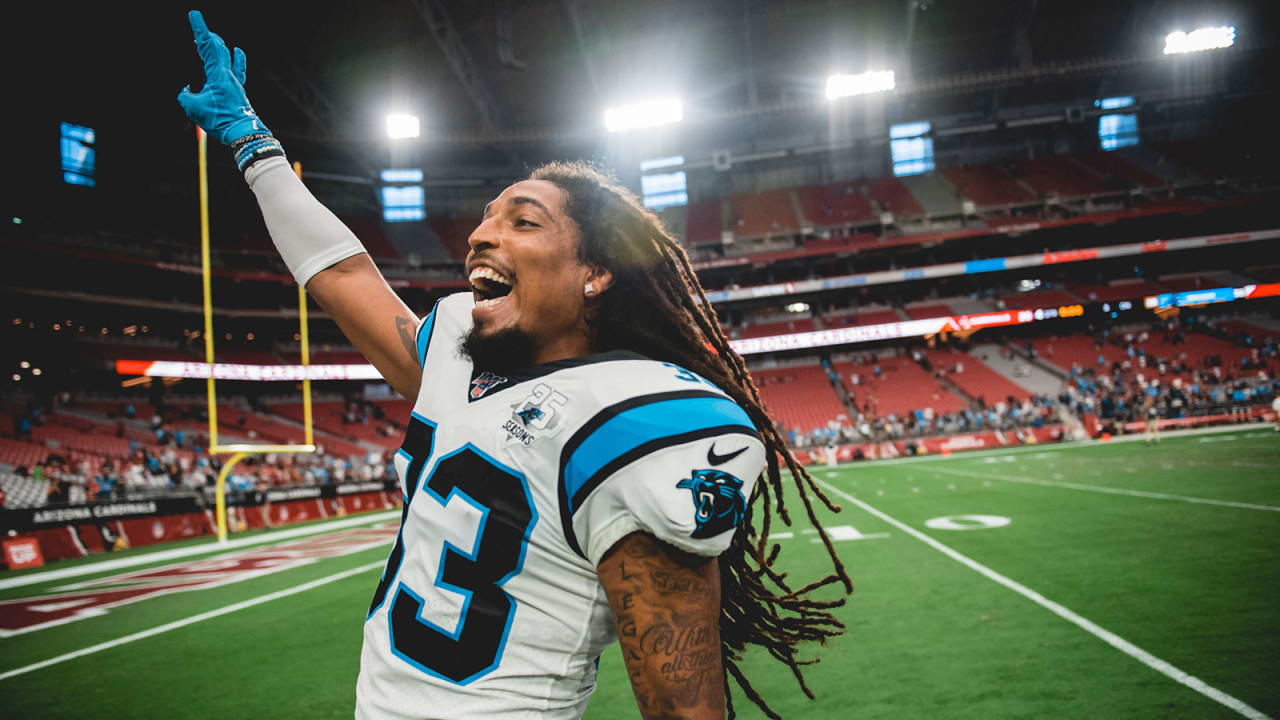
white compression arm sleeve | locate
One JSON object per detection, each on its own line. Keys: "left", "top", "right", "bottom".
{"left": 245, "top": 156, "right": 367, "bottom": 287}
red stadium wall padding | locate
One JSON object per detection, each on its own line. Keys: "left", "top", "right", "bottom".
{"left": 7, "top": 489, "right": 398, "bottom": 568}
{"left": 1120, "top": 407, "right": 1270, "bottom": 432}
{"left": 789, "top": 425, "right": 1067, "bottom": 465}
{"left": 118, "top": 512, "right": 212, "bottom": 547}
{"left": 74, "top": 524, "right": 106, "bottom": 554}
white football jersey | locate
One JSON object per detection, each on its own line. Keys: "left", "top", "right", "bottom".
{"left": 356, "top": 293, "right": 765, "bottom": 720}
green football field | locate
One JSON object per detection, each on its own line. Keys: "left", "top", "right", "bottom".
{"left": 2, "top": 426, "right": 1277, "bottom": 719}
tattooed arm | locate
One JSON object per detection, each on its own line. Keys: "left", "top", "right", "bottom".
{"left": 303, "top": 254, "right": 423, "bottom": 399}
{"left": 598, "top": 532, "right": 724, "bottom": 720}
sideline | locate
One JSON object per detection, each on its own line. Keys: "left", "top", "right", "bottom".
{"left": 0, "top": 560, "right": 384, "bottom": 682}
{"left": 0, "top": 511, "right": 398, "bottom": 592}
{"left": 831, "top": 423, "right": 1265, "bottom": 469}
{"left": 925, "top": 466, "right": 1280, "bottom": 512}
{"left": 813, "top": 478, "right": 1271, "bottom": 720}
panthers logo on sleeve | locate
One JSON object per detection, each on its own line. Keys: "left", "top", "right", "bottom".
{"left": 676, "top": 469, "right": 746, "bottom": 539}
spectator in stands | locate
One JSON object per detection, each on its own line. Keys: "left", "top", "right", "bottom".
{"left": 95, "top": 462, "right": 119, "bottom": 500}
{"left": 13, "top": 413, "right": 32, "bottom": 441}
{"left": 46, "top": 474, "right": 69, "bottom": 504}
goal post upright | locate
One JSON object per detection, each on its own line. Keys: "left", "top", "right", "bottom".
{"left": 196, "top": 128, "right": 318, "bottom": 544}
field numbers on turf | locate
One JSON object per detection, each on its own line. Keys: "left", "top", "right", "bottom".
{"left": 924, "top": 515, "right": 1011, "bottom": 531}
{"left": 769, "top": 525, "right": 888, "bottom": 542}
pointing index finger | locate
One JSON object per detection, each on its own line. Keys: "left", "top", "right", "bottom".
{"left": 188, "top": 10, "right": 229, "bottom": 76}
{"left": 188, "top": 9, "right": 209, "bottom": 35}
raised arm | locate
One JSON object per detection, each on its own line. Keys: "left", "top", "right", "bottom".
{"left": 176, "top": 10, "right": 422, "bottom": 398}
{"left": 244, "top": 160, "right": 424, "bottom": 399}
{"left": 598, "top": 532, "right": 725, "bottom": 720}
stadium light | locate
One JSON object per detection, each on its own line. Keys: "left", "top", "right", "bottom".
{"left": 386, "top": 113, "right": 420, "bottom": 139}
{"left": 603, "top": 98, "right": 683, "bottom": 133}
{"left": 1163, "top": 26, "right": 1236, "bottom": 55}
{"left": 826, "top": 70, "right": 895, "bottom": 100}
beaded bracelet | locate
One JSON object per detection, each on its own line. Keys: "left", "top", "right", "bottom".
{"left": 231, "top": 133, "right": 286, "bottom": 173}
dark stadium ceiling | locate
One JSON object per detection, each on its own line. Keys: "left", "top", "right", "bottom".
{"left": 13, "top": 0, "right": 1277, "bottom": 183}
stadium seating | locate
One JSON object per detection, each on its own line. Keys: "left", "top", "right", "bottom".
{"left": 735, "top": 317, "right": 818, "bottom": 339}
{"left": 216, "top": 348, "right": 283, "bottom": 364}
{"left": 280, "top": 350, "right": 368, "bottom": 364}
{"left": 684, "top": 200, "right": 723, "bottom": 245}
{"left": 1030, "top": 331, "right": 1276, "bottom": 385}
{"left": 0, "top": 472, "right": 51, "bottom": 507}
{"left": 998, "top": 289, "right": 1083, "bottom": 309}
{"left": 927, "top": 350, "right": 1032, "bottom": 405}
{"left": 86, "top": 343, "right": 197, "bottom": 362}
{"left": 1067, "top": 281, "right": 1166, "bottom": 304}
{"left": 1075, "top": 151, "right": 1165, "bottom": 188}
{"left": 941, "top": 165, "right": 1037, "bottom": 207}
{"left": 341, "top": 216, "right": 402, "bottom": 260}
{"left": 427, "top": 216, "right": 480, "bottom": 261}
{"left": 730, "top": 189, "right": 800, "bottom": 238}
{"left": 825, "top": 309, "right": 902, "bottom": 327}
{"left": 1216, "top": 320, "right": 1278, "bottom": 342}
{"left": 866, "top": 177, "right": 925, "bottom": 219}
{"left": 271, "top": 402, "right": 400, "bottom": 450}
{"left": 834, "top": 357, "right": 967, "bottom": 418}
{"left": 1159, "top": 275, "right": 1223, "bottom": 293}
{"left": 1015, "top": 156, "right": 1111, "bottom": 197}
{"left": 793, "top": 182, "right": 876, "bottom": 227}
{"left": 904, "top": 304, "right": 956, "bottom": 320}
{"left": 748, "top": 365, "right": 847, "bottom": 432}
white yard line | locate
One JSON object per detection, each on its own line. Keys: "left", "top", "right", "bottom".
{"left": 926, "top": 466, "right": 1280, "bottom": 512}
{"left": 0, "top": 560, "right": 384, "bottom": 682}
{"left": 842, "top": 423, "right": 1263, "bottom": 468}
{"left": 0, "top": 511, "right": 398, "bottom": 591}
{"left": 813, "top": 478, "right": 1272, "bottom": 720}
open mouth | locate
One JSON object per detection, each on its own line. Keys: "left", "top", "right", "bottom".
{"left": 469, "top": 266, "right": 514, "bottom": 309}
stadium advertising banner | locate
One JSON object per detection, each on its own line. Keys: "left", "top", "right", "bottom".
{"left": 115, "top": 280, "right": 1280, "bottom": 377}
{"left": 1, "top": 496, "right": 204, "bottom": 532}
{"left": 702, "top": 228, "right": 1280, "bottom": 304}
{"left": 2, "top": 481, "right": 400, "bottom": 532}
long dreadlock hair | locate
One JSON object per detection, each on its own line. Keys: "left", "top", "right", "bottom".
{"left": 530, "top": 160, "right": 853, "bottom": 718}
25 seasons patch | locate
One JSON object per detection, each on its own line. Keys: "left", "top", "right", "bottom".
{"left": 502, "top": 382, "right": 569, "bottom": 447}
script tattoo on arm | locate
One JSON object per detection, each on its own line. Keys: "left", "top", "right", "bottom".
{"left": 598, "top": 532, "right": 724, "bottom": 720}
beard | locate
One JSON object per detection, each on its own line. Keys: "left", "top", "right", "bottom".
{"left": 458, "top": 323, "right": 536, "bottom": 374}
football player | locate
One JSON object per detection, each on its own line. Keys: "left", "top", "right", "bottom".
{"left": 178, "top": 11, "right": 850, "bottom": 719}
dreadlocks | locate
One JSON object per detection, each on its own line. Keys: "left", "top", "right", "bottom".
{"left": 530, "top": 160, "right": 853, "bottom": 719}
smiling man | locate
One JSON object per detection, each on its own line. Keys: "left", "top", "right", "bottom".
{"left": 178, "top": 11, "right": 850, "bottom": 719}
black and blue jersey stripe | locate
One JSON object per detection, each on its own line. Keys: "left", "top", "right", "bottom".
{"left": 557, "top": 389, "right": 758, "bottom": 558}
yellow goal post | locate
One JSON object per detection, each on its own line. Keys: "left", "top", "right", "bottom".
{"left": 196, "top": 127, "right": 317, "bottom": 543}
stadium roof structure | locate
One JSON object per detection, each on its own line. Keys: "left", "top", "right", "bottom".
{"left": 11, "top": 1, "right": 1277, "bottom": 188}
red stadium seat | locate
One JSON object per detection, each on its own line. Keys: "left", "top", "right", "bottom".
{"left": 748, "top": 365, "right": 848, "bottom": 432}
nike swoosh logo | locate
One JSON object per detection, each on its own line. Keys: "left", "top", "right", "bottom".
{"left": 707, "top": 443, "right": 748, "bottom": 466}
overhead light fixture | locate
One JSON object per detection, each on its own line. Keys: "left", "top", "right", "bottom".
{"left": 826, "top": 70, "right": 895, "bottom": 100}
{"left": 1164, "top": 26, "right": 1236, "bottom": 55}
{"left": 386, "top": 113, "right": 421, "bottom": 139}
{"left": 603, "top": 98, "right": 683, "bottom": 133}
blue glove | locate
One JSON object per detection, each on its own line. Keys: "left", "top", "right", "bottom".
{"left": 176, "top": 10, "right": 270, "bottom": 145}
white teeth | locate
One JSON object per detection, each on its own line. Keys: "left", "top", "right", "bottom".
{"left": 468, "top": 266, "right": 511, "bottom": 287}
{"left": 475, "top": 296, "right": 507, "bottom": 308}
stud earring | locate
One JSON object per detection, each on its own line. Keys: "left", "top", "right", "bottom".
{"left": 584, "top": 282, "right": 594, "bottom": 296}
